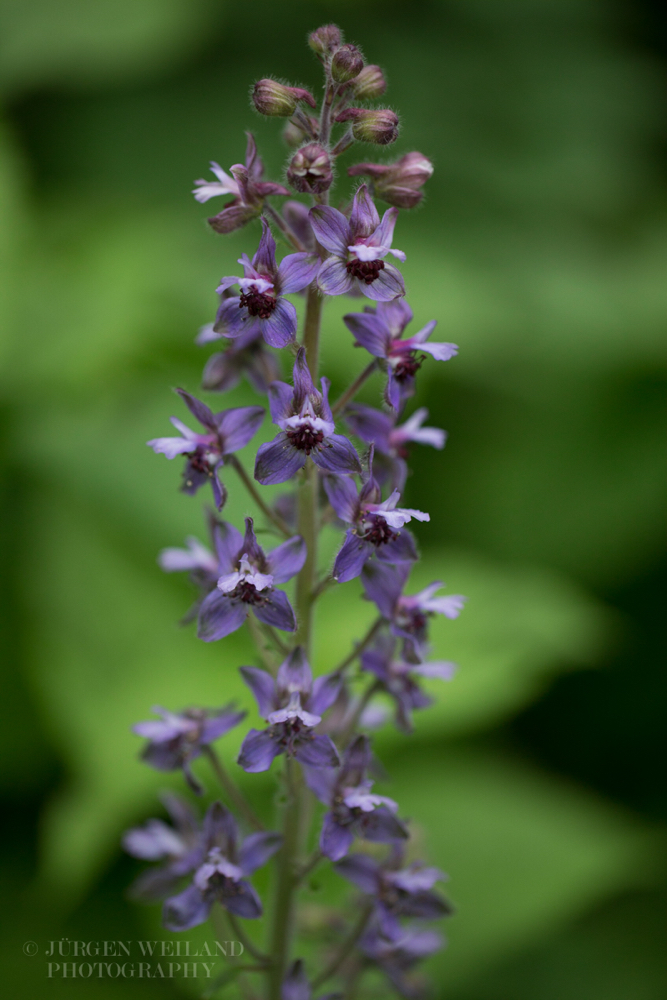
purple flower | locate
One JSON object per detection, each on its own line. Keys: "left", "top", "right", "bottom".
{"left": 163, "top": 802, "right": 282, "bottom": 930}
{"left": 324, "top": 452, "right": 429, "bottom": 583}
{"left": 133, "top": 704, "right": 245, "bottom": 793}
{"left": 361, "top": 634, "right": 456, "bottom": 732}
{"left": 197, "top": 322, "right": 281, "bottom": 394}
{"left": 309, "top": 184, "right": 406, "bottom": 301}
{"left": 335, "top": 851, "right": 451, "bottom": 938}
{"left": 197, "top": 517, "right": 306, "bottom": 641}
{"left": 254, "top": 348, "right": 362, "bottom": 485}
{"left": 123, "top": 793, "right": 204, "bottom": 902}
{"left": 211, "top": 218, "right": 320, "bottom": 348}
{"left": 281, "top": 960, "right": 340, "bottom": 1000}
{"left": 343, "top": 300, "right": 458, "bottom": 410}
{"left": 238, "top": 648, "right": 341, "bottom": 773}
{"left": 361, "top": 563, "right": 466, "bottom": 663}
{"left": 147, "top": 388, "right": 264, "bottom": 509}
{"left": 345, "top": 404, "right": 446, "bottom": 491}
{"left": 304, "top": 736, "right": 408, "bottom": 861}
{"left": 359, "top": 922, "right": 443, "bottom": 999}
{"left": 194, "top": 132, "right": 290, "bottom": 234}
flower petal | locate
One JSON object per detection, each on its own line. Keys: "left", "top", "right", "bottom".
{"left": 147, "top": 436, "right": 193, "bottom": 459}
{"left": 276, "top": 646, "right": 312, "bottom": 695}
{"left": 253, "top": 589, "right": 297, "bottom": 632}
{"left": 200, "top": 707, "right": 246, "bottom": 743}
{"left": 175, "top": 388, "right": 216, "bottom": 430}
{"left": 335, "top": 854, "right": 381, "bottom": 894}
{"left": 413, "top": 661, "right": 457, "bottom": 680}
{"left": 267, "top": 535, "right": 307, "bottom": 584}
{"left": 416, "top": 340, "right": 459, "bottom": 361}
{"left": 239, "top": 831, "right": 283, "bottom": 876}
{"left": 213, "top": 520, "right": 244, "bottom": 574}
{"left": 375, "top": 529, "right": 419, "bottom": 564}
{"left": 197, "top": 592, "right": 247, "bottom": 641}
{"left": 252, "top": 217, "right": 278, "bottom": 275}
{"left": 163, "top": 884, "right": 211, "bottom": 931}
{"left": 309, "top": 205, "right": 350, "bottom": 256}
{"left": 349, "top": 184, "right": 380, "bottom": 239}
{"left": 240, "top": 666, "right": 277, "bottom": 718}
{"left": 295, "top": 734, "right": 340, "bottom": 769}
{"left": 345, "top": 403, "right": 392, "bottom": 451}
{"left": 282, "top": 960, "right": 311, "bottom": 1000}
{"left": 261, "top": 297, "right": 297, "bottom": 348}
{"left": 361, "top": 561, "right": 410, "bottom": 620}
{"left": 222, "top": 879, "right": 263, "bottom": 919}
{"left": 371, "top": 206, "right": 399, "bottom": 251}
{"left": 278, "top": 252, "right": 320, "bottom": 294}
{"left": 333, "top": 531, "right": 373, "bottom": 583}
{"left": 320, "top": 813, "right": 355, "bottom": 861}
{"left": 309, "top": 672, "right": 343, "bottom": 716}
{"left": 215, "top": 405, "right": 265, "bottom": 453}
{"left": 317, "top": 255, "right": 354, "bottom": 297}
{"left": 323, "top": 474, "right": 359, "bottom": 524}
{"left": 360, "top": 805, "right": 409, "bottom": 844}
{"left": 122, "top": 820, "right": 183, "bottom": 860}
{"left": 255, "top": 435, "right": 307, "bottom": 485}
{"left": 238, "top": 728, "right": 283, "bottom": 773}
{"left": 343, "top": 311, "right": 391, "bottom": 357}
{"left": 312, "top": 434, "right": 362, "bottom": 476}
{"left": 360, "top": 263, "right": 405, "bottom": 302}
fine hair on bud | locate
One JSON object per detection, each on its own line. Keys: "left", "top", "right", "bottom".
{"left": 286, "top": 143, "right": 333, "bottom": 195}
{"left": 335, "top": 107, "right": 399, "bottom": 146}
{"left": 308, "top": 23, "right": 342, "bottom": 57}
{"left": 331, "top": 44, "right": 365, "bottom": 84}
{"left": 252, "top": 79, "right": 317, "bottom": 117}
{"left": 349, "top": 64, "right": 387, "bottom": 100}
{"left": 348, "top": 151, "right": 434, "bottom": 208}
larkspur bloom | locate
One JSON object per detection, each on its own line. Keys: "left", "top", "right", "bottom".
{"left": 359, "top": 922, "right": 444, "bottom": 999}
{"left": 345, "top": 404, "right": 446, "bottom": 491}
{"left": 197, "top": 517, "right": 306, "bottom": 641}
{"left": 197, "top": 321, "right": 281, "bottom": 394}
{"left": 254, "top": 347, "right": 362, "bottom": 485}
{"left": 123, "top": 793, "right": 204, "bottom": 902}
{"left": 361, "top": 633, "right": 456, "bottom": 732}
{"left": 324, "top": 452, "right": 429, "bottom": 583}
{"left": 211, "top": 218, "right": 320, "bottom": 349}
{"left": 304, "top": 735, "right": 408, "bottom": 861}
{"left": 147, "top": 388, "right": 264, "bottom": 509}
{"left": 133, "top": 704, "right": 245, "bottom": 793}
{"left": 343, "top": 300, "right": 458, "bottom": 410}
{"left": 362, "top": 562, "right": 466, "bottom": 662}
{"left": 348, "top": 152, "right": 434, "bottom": 210}
{"left": 163, "top": 802, "right": 282, "bottom": 930}
{"left": 238, "top": 647, "right": 341, "bottom": 773}
{"left": 309, "top": 184, "right": 406, "bottom": 301}
{"left": 335, "top": 851, "right": 451, "bottom": 937}
{"left": 194, "top": 132, "right": 290, "bottom": 234}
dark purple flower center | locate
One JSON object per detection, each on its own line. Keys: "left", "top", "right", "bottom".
{"left": 231, "top": 581, "right": 267, "bottom": 605}
{"left": 346, "top": 258, "right": 385, "bottom": 284}
{"left": 362, "top": 517, "right": 398, "bottom": 547}
{"left": 286, "top": 424, "right": 325, "bottom": 454}
{"left": 239, "top": 289, "right": 277, "bottom": 319}
{"left": 272, "top": 717, "right": 313, "bottom": 755}
{"left": 186, "top": 451, "right": 214, "bottom": 478}
{"left": 393, "top": 353, "right": 425, "bottom": 382}
{"left": 396, "top": 606, "right": 428, "bottom": 635}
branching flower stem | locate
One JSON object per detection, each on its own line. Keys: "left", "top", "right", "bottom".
{"left": 229, "top": 455, "right": 292, "bottom": 538}
{"left": 311, "top": 902, "right": 374, "bottom": 990}
{"left": 332, "top": 616, "right": 384, "bottom": 675}
{"left": 331, "top": 360, "right": 378, "bottom": 416}
{"left": 205, "top": 746, "right": 264, "bottom": 831}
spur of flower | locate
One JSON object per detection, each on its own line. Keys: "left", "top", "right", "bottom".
{"left": 197, "top": 321, "right": 281, "bottom": 394}
{"left": 123, "top": 793, "right": 205, "bottom": 902}
{"left": 237, "top": 647, "right": 341, "bottom": 773}
{"left": 309, "top": 184, "right": 406, "bottom": 301}
{"left": 362, "top": 562, "right": 466, "bottom": 662}
{"left": 324, "top": 450, "right": 429, "bottom": 583}
{"left": 163, "top": 802, "right": 282, "bottom": 929}
{"left": 345, "top": 404, "right": 446, "bottom": 491}
{"left": 344, "top": 299, "right": 458, "bottom": 410}
{"left": 147, "top": 388, "right": 264, "bottom": 509}
{"left": 193, "top": 132, "right": 290, "bottom": 234}
{"left": 197, "top": 517, "right": 306, "bottom": 641}
{"left": 335, "top": 850, "right": 451, "bottom": 937}
{"left": 211, "top": 218, "right": 320, "bottom": 348}
{"left": 133, "top": 703, "right": 245, "bottom": 793}
{"left": 304, "top": 735, "right": 408, "bottom": 861}
{"left": 361, "top": 633, "right": 456, "bottom": 732}
{"left": 254, "top": 347, "right": 362, "bottom": 485}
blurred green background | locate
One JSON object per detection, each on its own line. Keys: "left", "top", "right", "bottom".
{"left": 1, "top": 0, "right": 666, "bottom": 997}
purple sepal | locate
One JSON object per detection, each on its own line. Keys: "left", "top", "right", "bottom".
{"left": 197, "top": 591, "right": 248, "bottom": 641}
{"left": 238, "top": 728, "right": 283, "bottom": 773}
{"left": 333, "top": 531, "right": 373, "bottom": 583}
{"left": 253, "top": 589, "right": 297, "bottom": 632}
{"left": 294, "top": 734, "right": 340, "bottom": 768}
{"left": 320, "top": 813, "right": 355, "bottom": 862}
{"left": 240, "top": 665, "right": 277, "bottom": 718}
{"left": 163, "top": 884, "right": 211, "bottom": 931}
{"left": 239, "top": 831, "right": 283, "bottom": 875}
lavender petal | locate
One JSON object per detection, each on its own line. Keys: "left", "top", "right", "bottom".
{"left": 222, "top": 878, "right": 263, "bottom": 919}
{"left": 239, "top": 831, "right": 283, "bottom": 876}
{"left": 197, "top": 591, "right": 247, "bottom": 641}
{"left": 320, "top": 813, "right": 355, "bottom": 861}
{"left": 163, "top": 884, "right": 211, "bottom": 931}
{"left": 253, "top": 589, "right": 297, "bottom": 632}
{"left": 333, "top": 531, "right": 373, "bottom": 583}
{"left": 255, "top": 435, "right": 307, "bottom": 485}
{"left": 267, "top": 535, "right": 307, "bottom": 584}
{"left": 323, "top": 474, "right": 359, "bottom": 524}
{"left": 361, "top": 263, "right": 405, "bottom": 302}
{"left": 312, "top": 434, "right": 362, "bottom": 476}
{"left": 278, "top": 252, "right": 320, "bottom": 294}
{"left": 309, "top": 205, "right": 350, "bottom": 256}
{"left": 239, "top": 665, "right": 277, "bottom": 718}
{"left": 238, "top": 728, "right": 283, "bottom": 773}
{"left": 215, "top": 405, "right": 265, "bottom": 453}
{"left": 317, "top": 255, "right": 354, "bottom": 297}
{"left": 294, "top": 734, "right": 340, "bottom": 769}
{"left": 261, "top": 297, "right": 297, "bottom": 348}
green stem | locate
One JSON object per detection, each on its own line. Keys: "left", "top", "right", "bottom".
{"left": 340, "top": 680, "right": 381, "bottom": 748}
{"left": 332, "top": 617, "right": 383, "bottom": 675}
{"left": 205, "top": 747, "right": 264, "bottom": 831}
{"left": 311, "top": 903, "right": 373, "bottom": 989}
{"left": 331, "top": 360, "right": 378, "bottom": 416}
{"left": 264, "top": 204, "right": 305, "bottom": 252}
{"left": 229, "top": 455, "right": 292, "bottom": 539}
{"left": 227, "top": 911, "right": 271, "bottom": 965}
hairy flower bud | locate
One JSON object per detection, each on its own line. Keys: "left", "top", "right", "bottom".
{"left": 331, "top": 44, "right": 364, "bottom": 84}
{"left": 348, "top": 64, "right": 387, "bottom": 100}
{"left": 253, "top": 79, "right": 317, "bottom": 117}
{"left": 287, "top": 143, "right": 333, "bottom": 195}
{"left": 308, "top": 23, "right": 342, "bottom": 56}
{"left": 335, "top": 108, "right": 399, "bottom": 146}
{"left": 348, "top": 151, "right": 433, "bottom": 208}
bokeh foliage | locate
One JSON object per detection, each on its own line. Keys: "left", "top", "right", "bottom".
{"left": 1, "top": 1, "right": 666, "bottom": 997}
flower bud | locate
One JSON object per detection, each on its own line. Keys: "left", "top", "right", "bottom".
{"left": 207, "top": 204, "right": 259, "bottom": 234}
{"left": 253, "top": 79, "right": 317, "bottom": 117}
{"left": 286, "top": 143, "right": 333, "bottom": 195}
{"left": 331, "top": 44, "right": 364, "bottom": 84}
{"left": 348, "top": 64, "right": 387, "bottom": 100}
{"left": 348, "top": 151, "right": 433, "bottom": 208}
{"left": 308, "top": 24, "right": 342, "bottom": 56}
{"left": 335, "top": 108, "right": 399, "bottom": 146}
